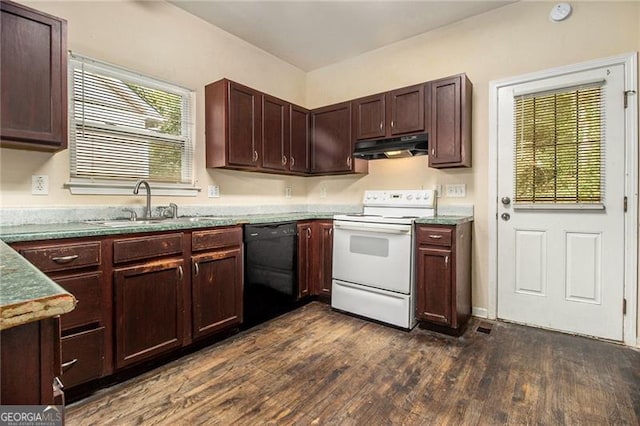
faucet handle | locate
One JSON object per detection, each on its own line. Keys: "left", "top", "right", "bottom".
{"left": 157, "top": 204, "right": 178, "bottom": 219}
{"left": 122, "top": 208, "right": 138, "bottom": 221}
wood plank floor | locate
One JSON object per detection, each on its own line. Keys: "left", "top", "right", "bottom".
{"left": 66, "top": 302, "right": 640, "bottom": 425}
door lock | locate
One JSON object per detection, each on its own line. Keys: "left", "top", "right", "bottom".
{"left": 501, "top": 213, "right": 511, "bottom": 221}
{"left": 501, "top": 196, "right": 511, "bottom": 205}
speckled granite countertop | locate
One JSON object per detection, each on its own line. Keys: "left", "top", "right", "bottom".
{"left": 0, "top": 240, "right": 76, "bottom": 330}
{"left": 0, "top": 212, "right": 473, "bottom": 243}
{"left": 0, "top": 211, "right": 471, "bottom": 330}
{"left": 415, "top": 216, "right": 474, "bottom": 225}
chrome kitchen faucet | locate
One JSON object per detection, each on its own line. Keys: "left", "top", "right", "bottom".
{"left": 133, "top": 179, "right": 152, "bottom": 219}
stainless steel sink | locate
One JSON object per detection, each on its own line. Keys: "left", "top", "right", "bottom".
{"left": 176, "top": 216, "right": 229, "bottom": 222}
{"left": 87, "top": 218, "right": 168, "bottom": 227}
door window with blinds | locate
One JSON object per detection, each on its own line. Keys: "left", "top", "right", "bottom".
{"left": 513, "top": 81, "right": 605, "bottom": 207}
{"left": 69, "top": 53, "right": 194, "bottom": 191}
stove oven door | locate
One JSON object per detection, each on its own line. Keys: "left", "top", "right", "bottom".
{"left": 332, "top": 220, "right": 413, "bottom": 294}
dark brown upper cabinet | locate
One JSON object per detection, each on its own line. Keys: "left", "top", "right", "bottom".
{"left": 206, "top": 79, "right": 314, "bottom": 175}
{"left": 311, "top": 102, "right": 367, "bottom": 175}
{"left": 261, "top": 94, "right": 289, "bottom": 172}
{"left": 353, "top": 84, "right": 425, "bottom": 141}
{"left": 289, "top": 104, "right": 310, "bottom": 174}
{"left": 427, "top": 74, "right": 472, "bottom": 168}
{"left": 205, "top": 79, "right": 262, "bottom": 170}
{"left": 1, "top": 0, "right": 67, "bottom": 151}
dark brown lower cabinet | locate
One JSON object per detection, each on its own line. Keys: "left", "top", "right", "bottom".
{"left": 298, "top": 220, "right": 333, "bottom": 299}
{"left": 114, "top": 259, "right": 185, "bottom": 369}
{"left": 60, "top": 327, "right": 105, "bottom": 388}
{"left": 297, "top": 221, "right": 313, "bottom": 299}
{"left": 315, "top": 220, "right": 333, "bottom": 296}
{"left": 415, "top": 222, "right": 472, "bottom": 332}
{"left": 0, "top": 317, "right": 61, "bottom": 404}
{"left": 192, "top": 247, "right": 243, "bottom": 339}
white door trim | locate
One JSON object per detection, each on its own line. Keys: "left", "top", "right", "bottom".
{"left": 488, "top": 52, "right": 638, "bottom": 346}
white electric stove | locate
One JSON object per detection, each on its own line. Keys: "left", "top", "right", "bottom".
{"left": 331, "top": 190, "right": 436, "bottom": 329}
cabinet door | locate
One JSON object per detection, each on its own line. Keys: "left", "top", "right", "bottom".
{"left": 297, "top": 222, "right": 312, "bottom": 299}
{"left": 317, "top": 221, "right": 334, "bottom": 296}
{"left": 262, "top": 94, "right": 289, "bottom": 171}
{"left": 0, "top": 1, "right": 67, "bottom": 151}
{"left": 311, "top": 102, "right": 353, "bottom": 173}
{"left": 416, "top": 246, "right": 452, "bottom": 325}
{"left": 114, "top": 259, "right": 185, "bottom": 369}
{"left": 353, "top": 93, "right": 386, "bottom": 140}
{"left": 390, "top": 84, "right": 425, "bottom": 136}
{"left": 192, "top": 248, "right": 243, "bottom": 339}
{"left": 289, "top": 104, "right": 310, "bottom": 173}
{"left": 428, "top": 74, "right": 471, "bottom": 168}
{"left": 228, "top": 81, "right": 261, "bottom": 167}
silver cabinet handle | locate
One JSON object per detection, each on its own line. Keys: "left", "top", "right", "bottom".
{"left": 501, "top": 196, "right": 511, "bottom": 205}
{"left": 61, "top": 358, "right": 78, "bottom": 372}
{"left": 51, "top": 254, "right": 79, "bottom": 264}
{"left": 329, "top": 227, "right": 333, "bottom": 236}
{"left": 178, "top": 265, "right": 184, "bottom": 281}
{"left": 445, "top": 256, "right": 449, "bottom": 268}
{"left": 431, "top": 148, "right": 435, "bottom": 156}
{"left": 253, "top": 150, "right": 259, "bottom": 162}
{"left": 282, "top": 155, "right": 287, "bottom": 165}
{"left": 291, "top": 156, "right": 295, "bottom": 167}
{"left": 194, "top": 262, "right": 199, "bottom": 277}
{"left": 428, "top": 234, "right": 443, "bottom": 239}
{"left": 347, "top": 156, "right": 352, "bottom": 167}
{"left": 307, "top": 227, "right": 311, "bottom": 238}
{"left": 390, "top": 120, "right": 394, "bottom": 128}
{"left": 379, "top": 121, "right": 383, "bottom": 130}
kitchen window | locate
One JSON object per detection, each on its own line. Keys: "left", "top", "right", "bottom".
{"left": 67, "top": 53, "right": 197, "bottom": 195}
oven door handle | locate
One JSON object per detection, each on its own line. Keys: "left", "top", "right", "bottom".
{"left": 334, "top": 221, "right": 412, "bottom": 235}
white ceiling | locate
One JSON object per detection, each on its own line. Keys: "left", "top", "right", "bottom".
{"left": 170, "top": 1, "right": 513, "bottom": 71}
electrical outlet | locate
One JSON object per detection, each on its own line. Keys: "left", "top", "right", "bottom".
{"left": 285, "top": 187, "right": 292, "bottom": 198}
{"left": 208, "top": 185, "right": 220, "bottom": 198}
{"left": 31, "top": 175, "right": 49, "bottom": 195}
{"left": 445, "top": 184, "right": 466, "bottom": 198}
{"left": 434, "top": 184, "right": 442, "bottom": 198}
{"left": 320, "top": 187, "right": 327, "bottom": 198}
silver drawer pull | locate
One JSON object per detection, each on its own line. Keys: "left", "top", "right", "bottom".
{"left": 61, "top": 358, "right": 78, "bottom": 372}
{"left": 51, "top": 254, "right": 79, "bottom": 264}
{"left": 428, "top": 235, "right": 443, "bottom": 239}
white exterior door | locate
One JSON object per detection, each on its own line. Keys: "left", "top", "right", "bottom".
{"left": 497, "top": 64, "right": 626, "bottom": 341}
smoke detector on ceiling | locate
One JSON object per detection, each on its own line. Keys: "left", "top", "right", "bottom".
{"left": 550, "top": 3, "right": 572, "bottom": 22}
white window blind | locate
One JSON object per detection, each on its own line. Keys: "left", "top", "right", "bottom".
{"left": 69, "top": 54, "right": 194, "bottom": 186}
{"left": 513, "top": 82, "right": 605, "bottom": 204}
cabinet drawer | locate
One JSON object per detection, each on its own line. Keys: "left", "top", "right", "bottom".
{"left": 61, "top": 327, "right": 105, "bottom": 388}
{"left": 57, "top": 272, "right": 103, "bottom": 331}
{"left": 192, "top": 227, "right": 242, "bottom": 252}
{"left": 417, "top": 227, "right": 453, "bottom": 246}
{"left": 19, "top": 242, "right": 101, "bottom": 272}
{"left": 113, "top": 233, "right": 183, "bottom": 264}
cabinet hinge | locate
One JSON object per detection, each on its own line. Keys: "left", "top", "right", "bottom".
{"left": 624, "top": 90, "right": 636, "bottom": 108}
{"left": 623, "top": 298, "right": 627, "bottom": 315}
{"left": 624, "top": 196, "right": 628, "bottom": 212}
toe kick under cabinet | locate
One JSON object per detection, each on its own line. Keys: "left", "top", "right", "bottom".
{"left": 415, "top": 222, "right": 472, "bottom": 334}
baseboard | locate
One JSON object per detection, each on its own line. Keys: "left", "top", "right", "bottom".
{"left": 472, "top": 307, "right": 488, "bottom": 318}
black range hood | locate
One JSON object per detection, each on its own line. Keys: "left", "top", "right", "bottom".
{"left": 352, "top": 133, "right": 428, "bottom": 160}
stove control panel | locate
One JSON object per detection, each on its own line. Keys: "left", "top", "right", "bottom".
{"left": 363, "top": 190, "right": 436, "bottom": 207}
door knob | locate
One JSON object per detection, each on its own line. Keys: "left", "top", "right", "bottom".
{"left": 501, "top": 213, "right": 511, "bottom": 221}
{"left": 501, "top": 196, "right": 511, "bottom": 205}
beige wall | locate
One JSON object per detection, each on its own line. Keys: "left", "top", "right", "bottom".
{"left": 306, "top": 1, "right": 639, "bottom": 335}
{"left": 1, "top": 1, "right": 638, "bottom": 340}
{"left": 0, "top": 0, "right": 310, "bottom": 208}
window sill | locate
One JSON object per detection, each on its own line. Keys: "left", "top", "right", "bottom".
{"left": 65, "top": 180, "right": 201, "bottom": 197}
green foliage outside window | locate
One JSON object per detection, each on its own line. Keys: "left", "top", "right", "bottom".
{"left": 514, "top": 86, "right": 603, "bottom": 204}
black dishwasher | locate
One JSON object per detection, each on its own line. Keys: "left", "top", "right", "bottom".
{"left": 243, "top": 222, "right": 298, "bottom": 328}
